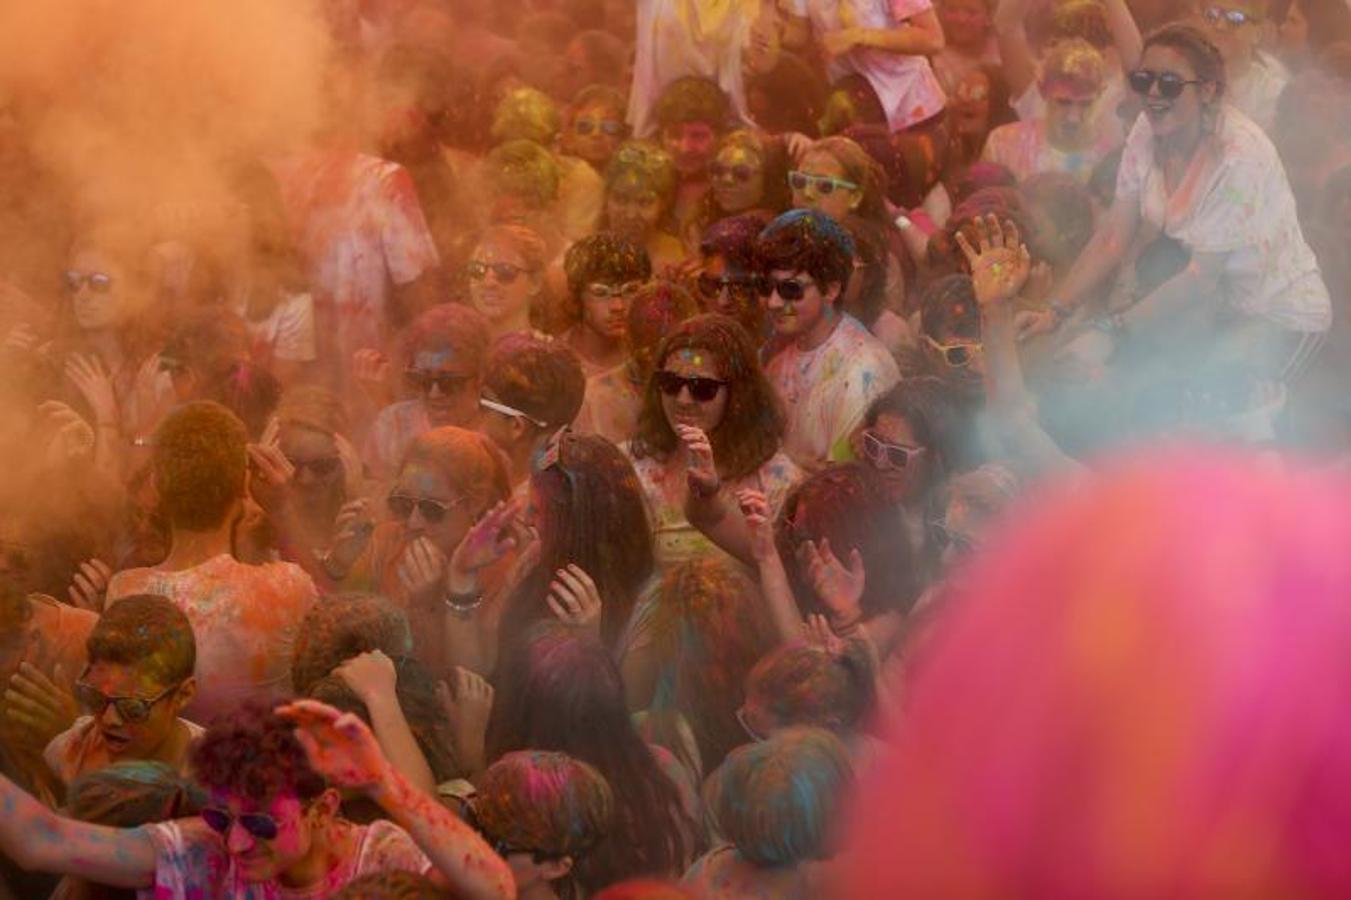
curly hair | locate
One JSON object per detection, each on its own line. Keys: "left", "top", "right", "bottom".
{"left": 652, "top": 76, "right": 730, "bottom": 130}
{"left": 744, "top": 642, "right": 877, "bottom": 737}
{"left": 398, "top": 303, "right": 493, "bottom": 375}
{"left": 290, "top": 593, "right": 413, "bottom": 696}
{"left": 918, "top": 273, "right": 981, "bottom": 343}
{"left": 152, "top": 401, "right": 248, "bottom": 531}
{"left": 485, "top": 139, "right": 562, "bottom": 209}
{"left": 190, "top": 704, "right": 327, "bottom": 802}
{"left": 89, "top": 594, "right": 195, "bottom": 686}
{"left": 626, "top": 280, "right": 702, "bottom": 380}
{"left": 563, "top": 232, "right": 654, "bottom": 300}
{"left": 604, "top": 142, "right": 679, "bottom": 217}
{"left": 630, "top": 314, "right": 785, "bottom": 481}
{"left": 754, "top": 209, "right": 856, "bottom": 299}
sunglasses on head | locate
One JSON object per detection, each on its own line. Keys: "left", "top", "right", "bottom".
{"left": 467, "top": 260, "right": 526, "bottom": 284}
{"left": 697, "top": 272, "right": 761, "bottom": 300}
{"left": 654, "top": 370, "right": 727, "bottom": 403}
{"left": 1127, "top": 69, "right": 1204, "bottom": 100}
{"left": 757, "top": 276, "right": 815, "bottom": 301}
{"left": 479, "top": 395, "right": 549, "bottom": 428}
{"left": 201, "top": 807, "right": 280, "bottom": 841}
{"left": 711, "top": 161, "right": 757, "bottom": 183}
{"left": 574, "top": 118, "right": 624, "bottom": 136}
{"left": 74, "top": 679, "right": 180, "bottom": 724}
{"left": 287, "top": 455, "right": 341, "bottom": 478}
{"left": 387, "top": 492, "right": 465, "bottom": 524}
{"left": 788, "top": 170, "right": 859, "bottom": 196}
{"left": 64, "top": 270, "right": 114, "bottom": 293}
{"left": 861, "top": 432, "right": 925, "bottom": 471}
{"left": 404, "top": 369, "right": 474, "bottom": 394}
{"left": 585, "top": 280, "right": 644, "bottom": 300}
{"left": 1202, "top": 4, "right": 1256, "bottom": 26}
{"left": 735, "top": 705, "right": 767, "bottom": 742}
{"left": 923, "top": 334, "right": 983, "bottom": 368}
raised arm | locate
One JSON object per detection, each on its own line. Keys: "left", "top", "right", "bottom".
{"left": 993, "top": 0, "right": 1039, "bottom": 100}
{"left": 1103, "top": 0, "right": 1143, "bottom": 71}
{"left": 278, "top": 699, "right": 516, "bottom": 900}
{"left": 333, "top": 650, "right": 439, "bottom": 796}
{"left": 739, "top": 488, "right": 806, "bottom": 644}
{"left": 0, "top": 773, "right": 158, "bottom": 889}
{"left": 826, "top": 9, "right": 947, "bottom": 57}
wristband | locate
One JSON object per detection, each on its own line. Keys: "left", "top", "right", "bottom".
{"left": 444, "top": 589, "right": 485, "bottom": 618}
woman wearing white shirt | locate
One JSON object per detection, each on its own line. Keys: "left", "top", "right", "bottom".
{"left": 1022, "top": 24, "right": 1330, "bottom": 385}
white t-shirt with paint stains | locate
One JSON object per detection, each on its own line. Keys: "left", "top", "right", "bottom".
{"left": 764, "top": 313, "right": 901, "bottom": 469}
{"left": 1116, "top": 108, "right": 1331, "bottom": 333}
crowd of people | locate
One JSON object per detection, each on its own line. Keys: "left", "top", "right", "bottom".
{"left": 3, "top": 0, "right": 1351, "bottom": 895}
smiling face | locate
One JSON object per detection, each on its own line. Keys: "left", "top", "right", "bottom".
{"left": 792, "top": 150, "right": 860, "bottom": 221}
{"left": 711, "top": 143, "right": 766, "bottom": 213}
{"left": 1136, "top": 44, "right": 1214, "bottom": 140}
{"left": 468, "top": 236, "right": 539, "bottom": 327}
{"left": 762, "top": 268, "right": 836, "bottom": 341}
{"left": 81, "top": 660, "right": 189, "bottom": 763}
{"left": 659, "top": 347, "right": 729, "bottom": 435}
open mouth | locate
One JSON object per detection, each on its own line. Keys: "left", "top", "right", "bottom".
{"left": 101, "top": 730, "right": 132, "bottom": 753}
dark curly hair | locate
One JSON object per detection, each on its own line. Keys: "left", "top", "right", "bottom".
{"left": 152, "top": 401, "right": 248, "bottom": 531}
{"left": 743, "top": 643, "right": 877, "bottom": 738}
{"left": 483, "top": 334, "right": 587, "bottom": 431}
{"left": 754, "top": 209, "right": 856, "bottom": 301}
{"left": 190, "top": 704, "right": 327, "bottom": 803}
{"left": 918, "top": 273, "right": 981, "bottom": 344}
{"left": 630, "top": 314, "right": 785, "bottom": 481}
{"left": 652, "top": 76, "right": 730, "bottom": 130}
{"left": 563, "top": 232, "right": 654, "bottom": 302}
{"left": 290, "top": 593, "right": 413, "bottom": 697}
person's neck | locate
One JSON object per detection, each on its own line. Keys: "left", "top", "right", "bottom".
{"left": 162, "top": 520, "right": 236, "bottom": 570}
{"left": 85, "top": 329, "right": 124, "bottom": 371}
{"left": 136, "top": 718, "right": 191, "bottom": 767}
{"left": 569, "top": 326, "right": 624, "bottom": 370}
{"left": 278, "top": 820, "right": 353, "bottom": 889}
{"left": 795, "top": 308, "right": 841, "bottom": 352}
{"left": 491, "top": 311, "right": 533, "bottom": 341}
{"left": 1155, "top": 117, "right": 1205, "bottom": 166}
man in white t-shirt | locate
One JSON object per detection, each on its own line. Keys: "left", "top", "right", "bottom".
{"left": 756, "top": 210, "right": 901, "bottom": 469}
{"left": 785, "top": 0, "right": 948, "bottom": 132}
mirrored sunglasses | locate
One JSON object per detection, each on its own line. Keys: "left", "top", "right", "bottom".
{"left": 467, "top": 260, "right": 526, "bottom": 284}
{"left": 64, "top": 270, "right": 114, "bottom": 293}
{"left": 386, "top": 493, "right": 465, "bottom": 524}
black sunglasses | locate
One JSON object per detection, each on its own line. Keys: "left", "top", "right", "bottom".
{"left": 467, "top": 260, "right": 526, "bottom": 284}
{"left": 757, "top": 276, "right": 814, "bottom": 301}
{"left": 287, "top": 455, "right": 341, "bottom": 478}
{"left": 654, "top": 370, "right": 727, "bottom": 403}
{"left": 711, "top": 162, "right": 757, "bottom": 183}
{"left": 64, "top": 270, "right": 114, "bottom": 293}
{"left": 201, "top": 807, "right": 280, "bottom": 841}
{"left": 404, "top": 369, "right": 474, "bottom": 394}
{"left": 574, "top": 118, "right": 624, "bottom": 136}
{"left": 861, "top": 432, "right": 925, "bottom": 470}
{"left": 387, "top": 492, "right": 465, "bottom": 524}
{"left": 1127, "top": 69, "right": 1204, "bottom": 100}
{"left": 74, "top": 679, "right": 180, "bottom": 724}
{"left": 697, "top": 272, "right": 761, "bottom": 300}
{"left": 465, "top": 802, "right": 566, "bottom": 863}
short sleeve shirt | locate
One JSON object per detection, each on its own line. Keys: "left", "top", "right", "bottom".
{"left": 1115, "top": 108, "right": 1331, "bottom": 333}
{"left": 764, "top": 314, "right": 902, "bottom": 469}
{"left": 788, "top": 0, "right": 947, "bottom": 130}
{"left": 140, "top": 819, "right": 432, "bottom": 899}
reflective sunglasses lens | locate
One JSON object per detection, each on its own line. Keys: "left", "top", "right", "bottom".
{"left": 467, "top": 262, "right": 488, "bottom": 280}
{"left": 63, "top": 270, "right": 82, "bottom": 291}
{"left": 1128, "top": 70, "right": 1155, "bottom": 95}
{"left": 89, "top": 274, "right": 113, "bottom": 293}
{"left": 417, "top": 500, "right": 448, "bottom": 524}
{"left": 1156, "top": 74, "right": 1186, "bottom": 99}
{"left": 114, "top": 697, "right": 154, "bottom": 722}
{"left": 75, "top": 683, "right": 108, "bottom": 713}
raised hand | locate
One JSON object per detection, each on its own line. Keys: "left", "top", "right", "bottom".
{"left": 324, "top": 499, "right": 376, "bottom": 578}
{"left": 246, "top": 443, "right": 295, "bottom": 516}
{"left": 64, "top": 353, "right": 119, "bottom": 429}
{"left": 4, "top": 322, "right": 39, "bottom": 355}
{"left": 438, "top": 667, "right": 494, "bottom": 773}
{"left": 67, "top": 558, "right": 113, "bottom": 613}
{"left": 396, "top": 536, "right": 448, "bottom": 600}
{"left": 676, "top": 424, "right": 719, "bottom": 497}
{"left": 797, "top": 537, "right": 865, "bottom": 629}
{"left": 802, "top": 613, "right": 845, "bottom": 656}
{"left": 447, "top": 498, "right": 529, "bottom": 591}
{"left": 737, "top": 488, "right": 777, "bottom": 562}
{"left": 40, "top": 401, "right": 96, "bottom": 465}
{"left": 275, "top": 699, "right": 389, "bottom": 791}
{"left": 4, "top": 663, "right": 77, "bottom": 752}
{"left": 547, "top": 564, "right": 602, "bottom": 631}
{"left": 333, "top": 650, "right": 398, "bottom": 708}
{"left": 955, "top": 214, "right": 1032, "bottom": 308}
